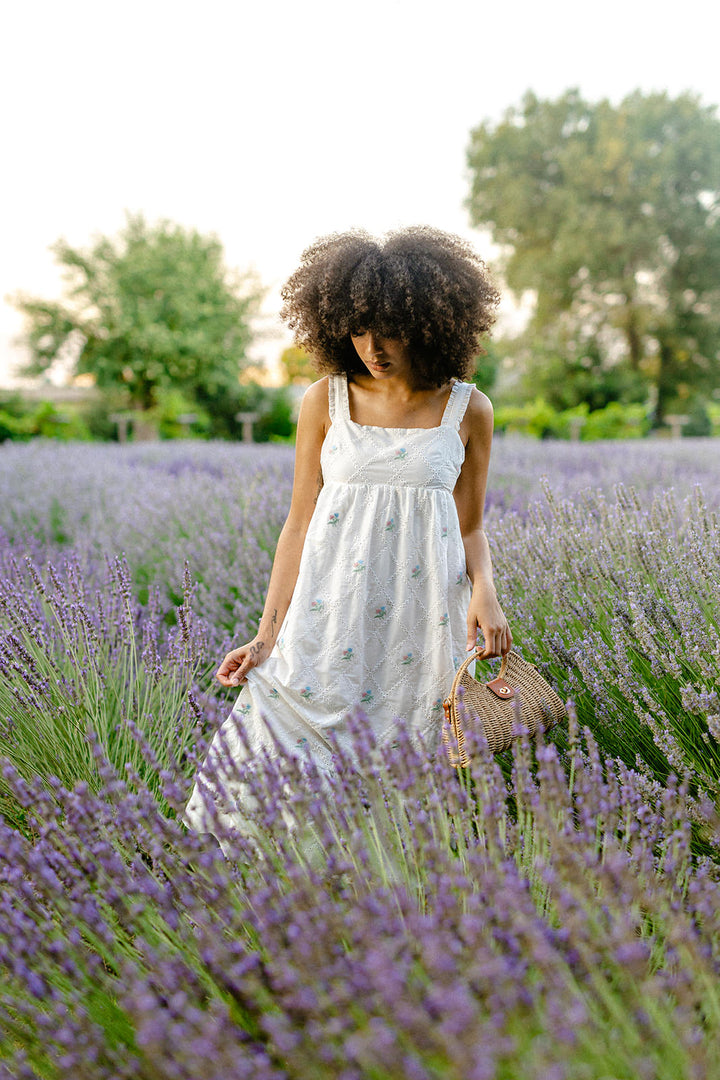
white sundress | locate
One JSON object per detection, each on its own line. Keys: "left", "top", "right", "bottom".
{"left": 183, "top": 374, "right": 474, "bottom": 840}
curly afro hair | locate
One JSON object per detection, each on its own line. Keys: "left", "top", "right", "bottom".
{"left": 280, "top": 226, "right": 500, "bottom": 388}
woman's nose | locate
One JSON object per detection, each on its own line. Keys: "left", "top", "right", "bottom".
{"left": 366, "top": 333, "right": 379, "bottom": 355}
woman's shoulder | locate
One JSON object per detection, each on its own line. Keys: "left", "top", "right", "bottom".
{"left": 463, "top": 383, "right": 493, "bottom": 416}
{"left": 301, "top": 375, "right": 331, "bottom": 404}
{"left": 297, "top": 376, "right": 332, "bottom": 432}
{"left": 458, "top": 384, "right": 493, "bottom": 442}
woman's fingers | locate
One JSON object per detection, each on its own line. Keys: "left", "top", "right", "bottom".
{"left": 216, "top": 641, "right": 271, "bottom": 686}
{"left": 217, "top": 648, "right": 243, "bottom": 674}
{"left": 216, "top": 648, "right": 247, "bottom": 686}
{"left": 473, "top": 624, "right": 512, "bottom": 659}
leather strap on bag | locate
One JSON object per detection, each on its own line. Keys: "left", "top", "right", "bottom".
{"left": 443, "top": 648, "right": 510, "bottom": 717}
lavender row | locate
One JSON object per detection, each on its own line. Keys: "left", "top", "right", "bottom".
{"left": 490, "top": 481, "right": 720, "bottom": 808}
{"left": 1, "top": 436, "right": 718, "bottom": 655}
{"left": 1, "top": 437, "right": 719, "bottom": 811}
{"left": 1, "top": 709, "right": 719, "bottom": 1078}
{"left": 1, "top": 437, "right": 719, "bottom": 1074}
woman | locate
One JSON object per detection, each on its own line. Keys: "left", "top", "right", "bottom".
{"left": 184, "top": 226, "right": 512, "bottom": 842}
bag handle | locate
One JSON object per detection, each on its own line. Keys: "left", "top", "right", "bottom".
{"left": 450, "top": 647, "right": 510, "bottom": 694}
{"left": 442, "top": 649, "right": 513, "bottom": 765}
{"left": 444, "top": 648, "right": 512, "bottom": 718}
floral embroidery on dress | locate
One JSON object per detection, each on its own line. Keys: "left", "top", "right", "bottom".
{"left": 182, "top": 377, "right": 479, "bottom": 840}
{"left": 352, "top": 560, "right": 365, "bottom": 573}
{"left": 237, "top": 703, "right": 252, "bottom": 716}
{"left": 439, "top": 613, "right": 449, "bottom": 626}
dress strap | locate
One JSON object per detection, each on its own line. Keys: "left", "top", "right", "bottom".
{"left": 441, "top": 380, "right": 473, "bottom": 431}
{"left": 328, "top": 374, "right": 351, "bottom": 422}
{"left": 327, "top": 375, "right": 343, "bottom": 423}
{"left": 327, "top": 375, "right": 337, "bottom": 422}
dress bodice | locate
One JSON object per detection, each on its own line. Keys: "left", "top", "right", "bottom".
{"left": 320, "top": 375, "right": 472, "bottom": 492}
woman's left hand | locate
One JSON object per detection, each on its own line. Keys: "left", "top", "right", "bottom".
{"left": 466, "top": 587, "right": 512, "bottom": 658}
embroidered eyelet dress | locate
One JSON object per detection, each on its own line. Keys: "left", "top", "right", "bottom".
{"left": 184, "top": 375, "right": 474, "bottom": 839}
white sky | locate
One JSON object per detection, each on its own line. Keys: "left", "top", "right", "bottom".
{"left": 2, "top": 0, "right": 719, "bottom": 384}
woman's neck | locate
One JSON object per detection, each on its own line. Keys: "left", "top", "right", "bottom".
{"left": 347, "top": 374, "right": 455, "bottom": 427}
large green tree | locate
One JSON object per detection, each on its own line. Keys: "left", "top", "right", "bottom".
{"left": 13, "top": 213, "right": 262, "bottom": 410}
{"left": 467, "top": 89, "right": 720, "bottom": 423}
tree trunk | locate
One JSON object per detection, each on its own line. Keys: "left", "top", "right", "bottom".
{"left": 619, "top": 282, "right": 643, "bottom": 370}
{"left": 625, "top": 309, "right": 643, "bottom": 371}
{"left": 652, "top": 341, "right": 674, "bottom": 428}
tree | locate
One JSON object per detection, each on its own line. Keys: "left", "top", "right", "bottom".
{"left": 467, "top": 90, "right": 720, "bottom": 424}
{"left": 13, "top": 213, "right": 263, "bottom": 411}
{"left": 470, "top": 342, "right": 500, "bottom": 395}
{"left": 279, "top": 345, "right": 319, "bottom": 385}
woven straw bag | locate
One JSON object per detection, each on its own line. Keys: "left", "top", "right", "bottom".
{"left": 442, "top": 648, "right": 566, "bottom": 766}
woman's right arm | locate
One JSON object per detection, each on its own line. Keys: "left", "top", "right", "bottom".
{"left": 216, "top": 377, "right": 330, "bottom": 687}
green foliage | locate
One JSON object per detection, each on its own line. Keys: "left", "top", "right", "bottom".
{"left": 581, "top": 401, "right": 650, "bottom": 440}
{"left": 679, "top": 397, "right": 712, "bottom": 437}
{"left": 0, "top": 383, "right": 297, "bottom": 444}
{"left": 0, "top": 559, "right": 205, "bottom": 826}
{"left": 150, "top": 388, "right": 212, "bottom": 440}
{"left": 253, "top": 386, "right": 295, "bottom": 442}
{"left": 0, "top": 394, "right": 92, "bottom": 442}
{"left": 494, "top": 397, "right": 651, "bottom": 439}
{"left": 467, "top": 89, "right": 720, "bottom": 423}
{"left": 12, "top": 212, "right": 263, "bottom": 410}
{"left": 279, "top": 345, "right": 318, "bottom": 384}
{"left": 507, "top": 335, "right": 649, "bottom": 412}
{"left": 495, "top": 398, "right": 564, "bottom": 439}
{"left": 469, "top": 340, "right": 500, "bottom": 393}
{"left": 193, "top": 381, "right": 296, "bottom": 442}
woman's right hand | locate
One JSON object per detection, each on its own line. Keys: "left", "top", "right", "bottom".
{"left": 216, "top": 637, "right": 272, "bottom": 687}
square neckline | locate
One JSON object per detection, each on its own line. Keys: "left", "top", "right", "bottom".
{"left": 341, "top": 376, "right": 462, "bottom": 432}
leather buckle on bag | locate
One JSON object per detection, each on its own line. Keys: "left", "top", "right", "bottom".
{"left": 486, "top": 676, "right": 515, "bottom": 700}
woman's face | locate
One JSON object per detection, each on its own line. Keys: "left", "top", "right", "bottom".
{"left": 350, "top": 330, "right": 412, "bottom": 380}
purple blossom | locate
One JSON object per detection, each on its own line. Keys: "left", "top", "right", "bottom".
{"left": 0, "top": 439, "right": 719, "bottom": 1075}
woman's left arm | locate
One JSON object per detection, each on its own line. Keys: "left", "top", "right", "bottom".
{"left": 454, "top": 388, "right": 513, "bottom": 659}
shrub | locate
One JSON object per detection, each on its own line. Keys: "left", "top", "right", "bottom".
{"left": 493, "top": 398, "right": 651, "bottom": 440}
{"left": 0, "top": 396, "right": 92, "bottom": 442}
{"left": 1, "top": 439, "right": 720, "bottom": 1076}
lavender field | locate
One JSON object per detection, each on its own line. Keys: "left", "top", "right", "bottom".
{"left": 1, "top": 435, "right": 720, "bottom": 1079}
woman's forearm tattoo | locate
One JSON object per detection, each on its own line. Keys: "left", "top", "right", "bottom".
{"left": 270, "top": 608, "right": 278, "bottom": 637}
